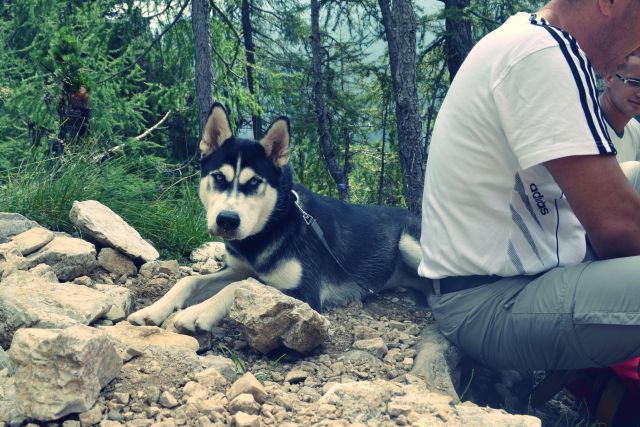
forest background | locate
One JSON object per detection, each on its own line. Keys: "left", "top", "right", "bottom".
{"left": 0, "top": 0, "right": 545, "bottom": 260}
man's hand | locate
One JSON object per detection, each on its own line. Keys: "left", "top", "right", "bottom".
{"left": 545, "top": 154, "right": 640, "bottom": 259}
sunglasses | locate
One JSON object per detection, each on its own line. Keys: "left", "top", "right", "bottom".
{"left": 616, "top": 73, "right": 640, "bottom": 88}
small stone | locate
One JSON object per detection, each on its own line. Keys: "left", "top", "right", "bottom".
{"left": 284, "top": 370, "right": 308, "bottom": 384}
{"left": 197, "top": 416, "right": 213, "bottom": 427}
{"left": 159, "top": 391, "right": 179, "bottom": 408}
{"left": 233, "top": 412, "right": 260, "bottom": 427}
{"left": 100, "top": 422, "right": 123, "bottom": 427}
{"left": 227, "top": 372, "right": 267, "bottom": 403}
{"left": 98, "top": 248, "right": 137, "bottom": 276}
{"left": 228, "top": 393, "right": 260, "bottom": 415}
{"left": 73, "top": 275, "right": 94, "bottom": 287}
{"left": 63, "top": 421, "right": 81, "bottom": 427}
{"left": 107, "top": 410, "right": 123, "bottom": 421}
{"left": 79, "top": 404, "right": 104, "bottom": 427}
{"left": 113, "top": 392, "right": 130, "bottom": 405}
{"left": 353, "top": 337, "right": 388, "bottom": 358}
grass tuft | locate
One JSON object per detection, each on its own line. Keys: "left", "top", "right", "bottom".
{"left": 0, "top": 149, "right": 212, "bottom": 261}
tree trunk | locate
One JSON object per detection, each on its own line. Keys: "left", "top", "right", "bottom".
{"left": 191, "top": 0, "right": 215, "bottom": 136}
{"left": 241, "top": 0, "right": 262, "bottom": 138}
{"left": 311, "top": 0, "right": 349, "bottom": 201}
{"left": 378, "top": 0, "right": 424, "bottom": 216}
{"left": 378, "top": 96, "right": 389, "bottom": 205}
{"left": 442, "top": 0, "right": 473, "bottom": 82}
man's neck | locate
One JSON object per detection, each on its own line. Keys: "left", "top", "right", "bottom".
{"left": 600, "top": 93, "right": 630, "bottom": 134}
{"left": 536, "top": 1, "right": 601, "bottom": 69}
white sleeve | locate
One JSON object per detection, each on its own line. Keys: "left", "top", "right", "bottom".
{"left": 492, "top": 46, "right": 614, "bottom": 170}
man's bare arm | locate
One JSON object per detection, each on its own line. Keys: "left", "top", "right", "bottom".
{"left": 545, "top": 154, "right": 640, "bottom": 259}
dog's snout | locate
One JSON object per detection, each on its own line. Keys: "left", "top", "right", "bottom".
{"left": 216, "top": 210, "right": 240, "bottom": 230}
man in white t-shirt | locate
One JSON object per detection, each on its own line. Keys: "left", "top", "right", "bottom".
{"left": 601, "top": 52, "right": 640, "bottom": 189}
{"left": 420, "top": 0, "right": 640, "bottom": 371}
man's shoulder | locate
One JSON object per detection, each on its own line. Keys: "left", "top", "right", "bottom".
{"left": 473, "top": 12, "right": 574, "bottom": 78}
{"left": 625, "top": 118, "right": 640, "bottom": 137}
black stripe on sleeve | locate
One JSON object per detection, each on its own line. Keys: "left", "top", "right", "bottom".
{"left": 530, "top": 18, "right": 612, "bottom": 154}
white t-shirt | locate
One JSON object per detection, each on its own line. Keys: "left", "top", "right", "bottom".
{"left": 608, "top": 118, "right": 640, "bottom": 163}
{"left": 419, "top": 13, "right": 615, "bottom": 279}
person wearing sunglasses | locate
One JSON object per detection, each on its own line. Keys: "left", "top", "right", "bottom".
{"left": 600, "top": 52, "right": 640, "bottom": 191}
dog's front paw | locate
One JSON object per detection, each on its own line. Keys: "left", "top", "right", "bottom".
{"left": 127, "top": 301, "right": 177, "bottom": 326}
{"left": 173, "top": 304, "right": 222, "bottom": 334}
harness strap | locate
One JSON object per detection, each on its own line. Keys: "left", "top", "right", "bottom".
{"left": 291, "top": 189, "right": 374, "bottom": 294}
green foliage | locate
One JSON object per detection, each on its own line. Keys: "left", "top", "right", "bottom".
{"left": 0, "top": 148, "right": 210, "bottom": 261}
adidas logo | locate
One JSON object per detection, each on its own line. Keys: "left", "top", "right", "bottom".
{"left": 530, "top": 183, "right": 549, "bottom": 215}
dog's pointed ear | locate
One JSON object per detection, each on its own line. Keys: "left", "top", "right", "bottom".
{"left": 259, "top": 117, "right": 290, "bottom": 167}
{"left": 200, "top": 103, "right": 232, "bottom": 157}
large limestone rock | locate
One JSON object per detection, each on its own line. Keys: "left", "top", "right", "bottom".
{"left": 9, "top": 325, "right": 122, "bottom": 421}
{"left": 10, "top": 227, "right": 54, "bottom": 256}
{"left": 0, "top": 213, "right": 39, "bottom": 244}
{"left": 0, "top": 271, "right": 111, "bottom": 348}
{"left": 318, "top": 380, "right": 540, "bottom": 427}
{"left": 69, "top": 200, "right": 159, "bottom": 262}
{"left": 100, "top": 322, "right": 199, "bottom": 355}
{"left": 24, "top": 235, "right": 97, "bottom": 281}
{"left": 227, "top": 279, "right": 330, "bottom": 354}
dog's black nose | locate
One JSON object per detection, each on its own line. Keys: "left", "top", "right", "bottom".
{"left": 216, "top": 210, "right": 240, "bottom": 230}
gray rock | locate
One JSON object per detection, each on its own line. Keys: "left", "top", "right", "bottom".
{"left": 199, "top": 355, "right": 236, "bottom": 383}
{"left": 353, "top": 337, "right": 388, "bottom": 358}
{"left": 410, "top": 323, "right": 463, "bottom": 399}
{"left": 0, "top": 373, "right": 27, "bottom": 426}
{"left": 0, "top": 213, "right": 39, "bottom": 244}
{"left": 9, "top": 325, "right": 122, "bottom": 421}
{"left": 158, "top": 391, "right": 178, "bottom": 409}
{"left": 189, "top": 242, "right": 226, "bottom": 263}
{"left": 98, "top": 248, "right": 137, "bottom": 276}
{"left": 228, "top": 394, "right": 260, "bottom": 415}
{"left": 94, "top": 285, "right": 133, "bottom": 322}
{"left": 28, "top": 263, "right": 58, "bottom": 282}
{"left": 233, "top": 412, "right": 260, "bottom": 427}
{"left": 24, "top": 235, "right": 97, "bottom": 281}
{"left": 193, "top": 367, "right": 229, "bottom": 392}
{"left": 10, "top": 227, "right": 54, "bottom": 256}
{"left": 0, "top": 271, "right": 112, "bottom": 348}
{"left": 69, "top": 200, "right": 159, "bottom": 262}
{"left": 226, "top": 372, "right": 267, "bottom": 403}
{"left": 0, "top": 347, "right": 11, "bottom": 375}
{"left": 98, "top": 322, "right": 198, "bottom": 355}
{"left": 284, "top": 370, "right": 308, "bottom": 384}
{"left": 0, "top": 242, "right": 26, "bottom": 280}
{"left": 318, "top": 380, "right": 540, "bottom": 426}
{"left": 79, "top": 404, "right": 104, "bottom": 427}
{"left": 138, "top": 260, "right": 180, "bottom": 278}
{"left": 228, "top": 279, "right": 330, "bottom": 354}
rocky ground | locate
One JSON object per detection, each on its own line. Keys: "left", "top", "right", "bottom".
{"left": 0, "top": 206, "right": 589, "bottom": 427}
{"left": 77, "top": 264, "right": 580, "bottom": 427}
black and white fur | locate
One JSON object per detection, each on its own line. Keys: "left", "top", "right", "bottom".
{"left": 128, "top": 103, "right": 431, "bottom": 333}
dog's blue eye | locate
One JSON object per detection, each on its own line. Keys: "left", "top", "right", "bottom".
{"left": 212, "top": 172, "right": 225, "bottom": 182}
{"left": 248, "top": 177, "right": 261, "bottom": 187}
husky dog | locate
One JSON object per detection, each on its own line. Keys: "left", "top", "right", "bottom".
{"left": 128, "top": 103, "right": 431, "bottom": 333}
